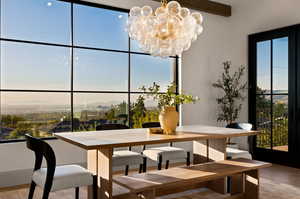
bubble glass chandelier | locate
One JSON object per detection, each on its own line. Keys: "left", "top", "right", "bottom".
{"left": 127, "top": 0, "right": 204, "bottom": 58}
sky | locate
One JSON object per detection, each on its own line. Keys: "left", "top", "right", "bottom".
{"left": 257, "top": 37, "right": 289, "bottom": 92}
{"left": 0, "top": 0, "right": 174, "bottom": 108}
{"left": 0, "top": 0, "right": 288, "bottom": 108}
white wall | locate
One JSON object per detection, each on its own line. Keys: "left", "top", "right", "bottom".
{"left": 181, "top": 0, "right": 300, "bottom": 126}
{"left": 180, "top": 0, "right": 300, "bottom": 147}
{"left": 1, "top": 0, "right": 300, "bottom": 187}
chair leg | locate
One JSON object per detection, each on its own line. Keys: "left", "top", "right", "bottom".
{"left": 227, "top": 176, "right": 232, "bottom": 193}
{"left": 93, "top": 175, "right": 98, "bottom": 199}
{"left": 186, "top": 151, "right": 191, "bottom": 166}
{"left": 42, "top": 181, "right": 52, "bottom": 199}
{"left": 165, "top": 160, "right": 169, "bottom": 169}
{"left": 28, "top": 181, "right": 36, "bottom": 199}
{"left": 139, "top": 164, "right": 143, "bottom": 173}
{"left": 42, "top": 188, "right": 51, "bottom": 199}
{"left": 158, "top": 155, "right": 162, "bottom": 170}
{"left": 75, "top": 187, "right": 79, "bottom": 199}
{"left": 125, "top": 165, "right": 129, "bottom": 175}
{"left": 143, "top": 157, "right": 147, "bottom": 172}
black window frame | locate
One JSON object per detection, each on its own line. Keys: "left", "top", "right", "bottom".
{"left": 0, "top": 0, "right": 179, "bottom": 143}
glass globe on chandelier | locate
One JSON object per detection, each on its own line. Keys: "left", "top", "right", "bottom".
{"left": 127, "top": 0, "right": 204, "bottom": 58}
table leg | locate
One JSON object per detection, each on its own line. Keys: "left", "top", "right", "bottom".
{"left": 98, "top": 148, "right": 113, "bottom": 199}
{"left": 207, "top": 138, "right": 227, "bottom": 162}
{"left": 194, "top": 138, "right": 227, "bottom": 194}
{"left": 88, "top": 150, "right": 97, "bottom": 199}
{"left": 193, "top": 139, "right": 209, "bottom": 164}
{"left": 88, "top": 148, "right": 113, "bottom": 199}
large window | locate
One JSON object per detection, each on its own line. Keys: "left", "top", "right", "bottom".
{"left": 0, "top": 0, "right": 178, "bottom": 142}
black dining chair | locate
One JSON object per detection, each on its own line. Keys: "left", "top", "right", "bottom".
{"left": 96, "top": 124, "right": 147, "bottom": 175}
{"left": 25, "top": 134, "right": 97, "bottom": 199}
{"left": 142, "top": 122, "right": 191, "bottom": 170}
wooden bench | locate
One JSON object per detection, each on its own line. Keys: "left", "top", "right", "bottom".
{"left": 113, "top": 158, "right": 271, "bottom": 199}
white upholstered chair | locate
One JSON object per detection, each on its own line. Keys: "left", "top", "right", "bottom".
{"left": 96, "top": 124, "right": 147, "bottom": 174}
{"left": 226, "top": 123, "right": 253, "bottom": 160}
{"left": 142, "top": 122, "right": 190, "bottom": 170}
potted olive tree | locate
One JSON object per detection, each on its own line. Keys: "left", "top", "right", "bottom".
{"left": 140, "top": 82, "right": 199, "bottom": 135}
{"left": 212, "top": 61, "right": 247, "bottom": 145}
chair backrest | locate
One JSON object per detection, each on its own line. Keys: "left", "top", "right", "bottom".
{"left": 25, "top": 134, "right": 56, "bottom": 190}
{"left": 225, "top": 123, "right": 254, "bottom": 154}
{"left": 142, "top": 122, "right": 161, "bottom": 128}
{"left": 96, "top": 124, "right": 129, "bottom": 131}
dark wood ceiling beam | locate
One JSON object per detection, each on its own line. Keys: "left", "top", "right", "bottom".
{"left": 151, "top": 0, "right": 232, "bottom": 17}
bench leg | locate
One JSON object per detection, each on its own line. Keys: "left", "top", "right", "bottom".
{"left": 230, "top": 174, "right": 244, "bottom": 194}
{"left": 244, "top": 170, "right": 259, "bottom": 199}
{"left": 206, "top": 138, "right": 227, "bottom": 194}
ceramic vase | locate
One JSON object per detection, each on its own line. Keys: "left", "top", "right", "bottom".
{"left": 159, "top": 106, "right": 179, "bottom": 135}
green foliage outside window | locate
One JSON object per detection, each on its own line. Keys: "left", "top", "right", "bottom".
{"left": 256, "top": 87, "right": 288, "bottom": 149}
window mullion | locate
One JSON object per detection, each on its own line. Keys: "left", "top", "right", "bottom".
{"left": 270, "top": 39, "right": 274, "bottom": 150}
{"left": 71, "top": 2, "right": 74, "bottom": 132}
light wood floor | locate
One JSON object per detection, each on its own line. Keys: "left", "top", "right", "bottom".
{"left": 273, "top": 145, "right": 288, "bottom": 152}
{"left": 1, "top": 164, "right": 300, "bottom": 199}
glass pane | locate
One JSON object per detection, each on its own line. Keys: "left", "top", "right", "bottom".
{"left": 74, "top": 4, "right": 128, "bottom": 50}
{"left": 1, "top": 0, "right": 71, "bottom": 44}
{"left": 73, "top": 93, "right": 128, "bottom": 131}
{"left": 273, "top": 37, "right": 288, "bottom": 93}
{"left": 257, "top": 40, "right": 271, "bottom": 94}
{"left": 0, "top": 92, "right": 71, "bottom": 141}
{"left": 272, "top": 95, "right": 288, "bottom": 151}
{"left": 73, "top": 49, "right": 128, "bottom": 91}
{"left": 130, "top": 40, "right": 143, "bottom": 53}
{"left": 1, "top": 41, "right": 71, "bottom": 90}
{"left": 256, "top": 95, "right": 271, "bottom": 149}
{"left": 131, "top": 55, "right": 175, "bottom": 92}
{"left": 130, "top": 94, "right": 159, "bottom": 128}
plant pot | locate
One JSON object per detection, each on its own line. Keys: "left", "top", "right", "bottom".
{"left": 159, "top": 106, "right": 179, "bottom": 135}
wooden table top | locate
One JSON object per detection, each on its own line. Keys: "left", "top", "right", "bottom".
{"left": 54, "top": 125, "right": 258, "bottom": 150}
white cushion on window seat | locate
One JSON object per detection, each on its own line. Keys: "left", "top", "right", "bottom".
{"left": 32, "top": 165, "right": 93, "bottom": 192}
{"left": 226, "top": 147, "right": 252, "bottom": 160}
{"left": 143, "top": 146, "right": 187, "bottom": 162}
{"left": 113, "top": 150, "right": 144, "bottom": 167}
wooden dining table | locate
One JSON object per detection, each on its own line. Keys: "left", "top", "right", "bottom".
{"left": 54, "top": 125, "right": 258, "bottom": 199}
